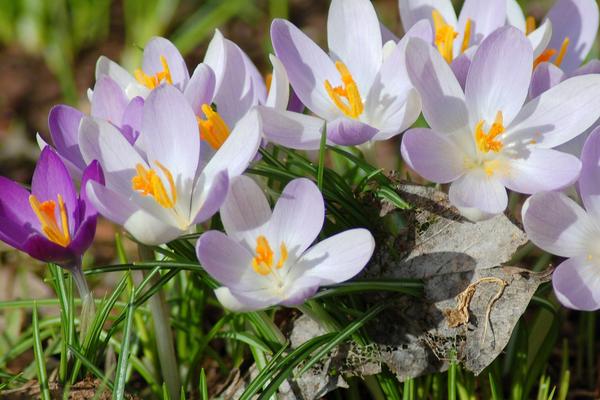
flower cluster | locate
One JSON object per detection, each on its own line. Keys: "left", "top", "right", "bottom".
{"left": 2, "top": 0, "right": 600, "bottom": 312}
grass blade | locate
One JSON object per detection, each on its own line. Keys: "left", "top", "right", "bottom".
{"left": 113, "top": 282, "right": 135, "bottom": 400}
{"left": 32, "top": 303, "right": 51, "bottom": 400}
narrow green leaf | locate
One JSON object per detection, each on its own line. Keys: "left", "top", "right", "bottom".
{"left": 32, "top": 303, "right": 51, "bottom": 400}
{"left": 113, "top": 282, "right": 135, "bottom": 400}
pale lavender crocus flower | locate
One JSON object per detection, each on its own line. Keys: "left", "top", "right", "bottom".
{"left": 523, "top": 127, "right": 600, "bottom": 310}
{"left": 401, "top": 27, "right": 600, "bottom": 221}
{"left": 78, "top": 84, "right": 261, "bottom": 245}
{"left": 203, "top": 30, "right": 324, "bottom": 150}
{"left": 196, "top": 176, "right": 375, "bottom": 312}
{"left": 507, "top": 0, "right": 599, "bottom": 74}
{"left": 271, "top": 0, "right": 423, "bottom": 146}
{"left": 38, "top": 77, "right": 144, "bottom": 181}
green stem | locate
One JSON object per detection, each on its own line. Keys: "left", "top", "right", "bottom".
{"left": 256, "top": 311, "right": 287, "bottom": 345}
{"left": 317, "top": 125, "right": 327, "bottom": 191}
{"left": 138, "top": 245, "right": 181, "bottom": 400}
{"left": 297, "top": 300, "right": 340, "bottom": 333}
{"left": 70, "top": 264, "right": 94, "bottom": 339}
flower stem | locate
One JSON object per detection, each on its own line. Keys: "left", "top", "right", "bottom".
{"left": 138, "top": 244, "right": 181, "bottom": 399}
{"left": 70, "top": 264, "right": 94, "bottom": 339}
{"left": 297, "top": 300, "right": 340, "bottom": 333}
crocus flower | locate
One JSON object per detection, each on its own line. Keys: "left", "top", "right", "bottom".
{"left": 38, "top": 77, "right": 144, "bottom": 181}
{"left": 0, "top": 147, "right": 102, "bottom": 268}
{"left": 196, "top": 176, "right": 375, "bottom": 311}
{"left": 78, "top": 84, "right": 261, "bottom": 245}
{"left": 271, "top": 0, "right": 423, "bottom": 146}
{"left": 203, "top": 31, "right": 324, "bottom": 151}
{"left": 401, "top": 27, "right": 600, "bottom": 221}
{"left": 507, "top": 0, "right": 599, "bottom": 74}
{"left": 399, "top": 0, "right": 507, "bottom": 63}
{"left": 523, "top": 127, "right": 600, "bottom": 310}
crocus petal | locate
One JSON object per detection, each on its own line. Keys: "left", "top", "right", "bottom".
{"left": 401, "top": 128, "right": 466, "bottom": 183}
{"left": 48, "top": 105, "right": 86, "bottom": 171}
{"left": 268, "top": 178, "right": 325, "bottom": 258}
{"left": 0, "top": 177, "right": 38, "bottom": 246}
{"left": 506, "top": 74, "right": 600, "bottom": 148}
{"left": 271, "top": 19, "right": 341, "bottom": 120}
{"left": 457, "top": 0, "right": 506, "bottom": 48}
{"left": 522, "top": 191, "right": 594, "bottom": 257}
{"left": 204, "top": 31, "right": 259, "bottom": 126}
{"left": 364, "top": 20, "right": 430, "bottom": 137}
{"left": 279, "top": 278, "right": 322, "bottom": 307}
{"left": 547, "top": 0, "right": 599, "bottom": 73}
{"left": 95, "top": 56, "right": 137, "bottom": 90}
{"left": 448, "top": 171, "right": 508, "bottom": 216}
{"left": 68, "top": 215, "right": 97, "bottom": 259}
{"left": 22, "top": 234, "right": 78, "bottom": 264}
{"left": 31, "top": 147, "right": 78, "bottom": 234}
{"left": 506, "top": 0, "right": 526, "bottom": 32}
{"left": 196, "top": 230, "right": 267, "bottom": 292}
{"left": 500, "top": 148, "right": 581, "bottom": 194}
{"left": 140, "top": 84, "right": 200, "bottom": 203}
{"left": 184, "top": 63, "right": 216, "bottom": 116}
{"left": 265, "top": 55, "right": 290, "bottom": 110}
{"left": 297, "top": 228, "right": 375, "bottom": 285}
{"left": 80, "top": 160, "right": 105, "bottom": 221}
{"left": 78, "top": 117, "right": 147, "bottom": 194}
{"left": 380, "top": 23, "right": 399, "bottom": 44}
{"left": 450, "top": 48, "right": 474, "bottom": 91}
{"left": 571, "top": 59, "right": 600, "bottom": 76}
{"left": 398, "top": 0, "right": 457, "bottom": 32}
{"left": 202, "top": 109, "right": 262, "bottom": 181}
{"left": 553, "top": 257, "right": 600, "bottom": 311}
{"left": 405, "top": 38, "right": 469, "bottom": 135}
{"left": 258, "top": 106, "right": 325, "bottom": 150}
{"left": 220, "top": 175, "right": 272, "bottom": 247}
{"left": 91, "top": 76, "right": 128, "bottom": 126}
{"left": 121, "top": 96, "right": 144, "bottom": 144}
{"left": 142, "top": 37, "right": 189, "bottom": 90}
{"left": 528, "top": 19, "right": 553, "bottom": 58}
{"left": 327, "top": 0, "right": 382, "bottom": 93}
{"left": 465, "top": 26, "right": 532, "bottom": 125}
{"left": 214, "top": 287, "right": 281, "bottom": 312}
{"left": 86, "top": 180, "right": 181, "bottom": 245}
{"left": 241, "top": 47, "right": 267, "bottom": 106}
{"left": 327, "top": 117, "right": 378, "bottom": 146}
{"left": 579, "top": 126, "right": 600, "bottom": 217}
{"left": 191, "top": 170, "right": 229, "bottom": 225}
{"left": 528, "top": 62, "right": 565, "bottom": 99}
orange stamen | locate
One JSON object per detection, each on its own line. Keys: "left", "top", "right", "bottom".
{"left": 134, "top": 55, "right": 173, "bottom": 89}
{"left": 29, "top": 194, "right": 71, "bottom": 247}
{"left": 432, "top": 9, "right": 458, "bottom": 63}
{"left": 324, "top": 61, "right": 364, "bottom": 118}
{"left": 252, "top": 236, "right": 288, "bottom": 276}
{"left": 475, "top": 111, "right": 505, "bottom": 153}
{"left": 197, "top": 104, "right": 230, "bottom": 150}
{"left": 131, "top": 161, "right": 177, "bottom": 208}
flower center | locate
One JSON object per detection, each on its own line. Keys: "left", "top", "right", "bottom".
{"left": 252, "top": 235, "right": 288, "bottom": 277}
{"left": 533, "top": 37, "right": 570, "bottom": 68}
{"left": 475, "top": 111, "right": 505, "bottom": 153}
{"left": 432, "top": 10, "right": 471, "bottom": 63}
{"left": 29, "top": 194, "right": 71, "bottom": 247}
{"left": 134, "top": 56, "right": 173, "bottom": 89}
{"left": 324, "top": 61, "right": 364, "bottom": 119}
{"left": 196, "top": 104, "right": 230, "bottom": 150}
{"left": 131, "top": 161, "right": 177, "bottom": 208}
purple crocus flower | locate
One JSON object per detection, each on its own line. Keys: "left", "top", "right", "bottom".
{"left": 0, "top": 147, "right": 103, "bottom": 268}
{"left": 523, "top": 127, "right": 600, "bottom": 310}
{"left": 78, "top": 84, "right": 261, "bottom": 245}
{"left": 196, "top": 176, "right": 375, "bottom": 312}
{"left": 271, "top": 0, "right": 424, "bottom": 146}
{"left": 401, "top": 26, "right": 600, "bottom": 221}
{"left": 508, "top": 0, "right": 599, "bottom": 74}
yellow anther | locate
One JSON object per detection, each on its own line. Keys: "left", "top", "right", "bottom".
{"left": 461, "top": 18, "right": 472, "bottom": 54}
{"left": 475, "top": 111, "right": 505, "bottom": 153}
{"left": 554, "top": 37, "right": 570, "bottom": 67}
{"left": 533, "top": 37, "right": 570, "bottom": 68}
{"left": 197, "top": 104, "right": 230, "bottom": 150}
{"left": 265, "top": 73, "right": 273, "bottom": 94}
{"left": 324, "top": 61, "right": 364, "bottom": 119}
{"left": 131, "top": 161, "right": 177, "bottom": 208}
{"left": 526, "top": 16, "right": 536, "bottom": 35}
{"left": 432, "top": 9, "right": 458, "bottom": 63}
{"left": 252, "top": 236, "right": 288, "bottom": 276}
{"left": 29, "top": 194, "right": 71, "bottom": 247}
{"left": 134, "top": 55, "right": 173, "bottom": 89}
